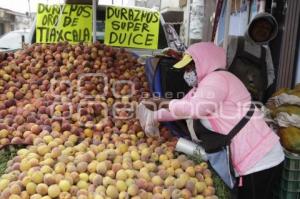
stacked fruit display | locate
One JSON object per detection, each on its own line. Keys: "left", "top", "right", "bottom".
{"left": 0, "top": 128, "right": 217, "bottom": 199}
{"left": 267, "top": 84, "right": 300, "bottom": 153}
{"left": 0, "top": 42, "right": 218, "bottom": 198}
{"left": 0, "top": 42, "right": 148, "bottom": 147}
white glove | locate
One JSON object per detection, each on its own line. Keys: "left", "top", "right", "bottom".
{"left": 136, "top": 103, "right": 160, "bottom": 138}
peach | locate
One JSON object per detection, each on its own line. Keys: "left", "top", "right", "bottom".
{"left": 77, "top": 181, "right": 88, "bottom": 189}
{"left": 54, "top": 162, "right": 66, "bottom": 174}
{"left": 152, "top": 176, "right": 163, "bottom": 186}
{"left": 26, "top": 182, "right": 37, "bottom": 195}
{"left": 205, "top": 177, "right": 213, "bottom": 186}
{"left": 130, "top": 151, "right": 140, "bottom": 161}
{"left": 203, "top": 186, "right": 215, "bottom": 197}
{"left": 164, "top": 176, "right": 175, "bottom": 187}
{"left": 37, "top": 145, "right": 50, "bottom": 156}
{"left": 48, "top": 184, "right": 60, "bottom": 198}
{"left": 31, "top": 171, "right": 43, "bottom": 184}
{"left": 44, "top": 174, "right": 56, "bottom": 186}
{"left": 77, "top": 162, "right": 88, "bottom": 173}
{"left": 181, "top": 188, "right": 192, "bottom": 199}
{"left": 0, "top": 179, "right": 9, "bottom": 191}
{"left": 196, "top": 181, "right": 207, "bottom": 194}
{"left": 92, "top": 174, "right": 103, "bottom": 186}
{"left": 36, "top": 183, "right": 48, "bottom": 196}
{"left": 9, "top": 194, "right": 22, "bottom": 199}
{"left": 10, "top": 183, "right": 22, "bottom": 195}
{"left": 79, "top": 173, "right": 89, "bottom": 182}
{"left": 96, "top": 162, "right": 107, "bottom": 175}
{"left": 171, "top": 159, "right": 181, "bottom": 169}
{"left": 186, "top": 166, "right": 196, "bottom": 177}
{"left": 59, "top": 180, "right": 71, "bottom": 192}
{"left": 106, "top": 185, "right": 119, "bottom": 199}
{"left": 127, "top": 184, "right": 138, "bottom": 196}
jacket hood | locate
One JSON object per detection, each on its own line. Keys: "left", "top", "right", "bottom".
{"left": 244, "top": 12, "right": 278, "bottom": 45}
{"left": 186, "top": 42, "right": 226, "bottom": 81}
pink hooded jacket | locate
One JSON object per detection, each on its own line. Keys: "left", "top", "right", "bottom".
{"left": 154, "top": 42, "right": 279, "bottom": 175}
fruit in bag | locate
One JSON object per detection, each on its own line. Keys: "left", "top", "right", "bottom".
{"left": 279, "top": 127, "right": 300, "bottom": 153}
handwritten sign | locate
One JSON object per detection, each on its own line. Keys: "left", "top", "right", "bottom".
{"left": 36, "top": 3, "right": 92, "bottom": 43}
{"left": 104, "top": 6, "right": 160, "bottom": 49}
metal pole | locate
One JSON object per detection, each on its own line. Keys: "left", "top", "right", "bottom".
{"left": 259, "top": 0, "right": 266, "bottom": 13}
{"left": 93, "top": 0, "right": 97, "bottom": 43}
{"left": 159, "top": 0, "right": 161, "bottom": 11}
{"left": 187, "top": 0, "right": 191, "bottom": 45}
{"left": 223, "top": 0, "right": 232, "bottom": 51}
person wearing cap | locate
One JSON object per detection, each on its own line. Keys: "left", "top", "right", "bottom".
{"left": 137, "top": 42, "right": 284, "bottom": 199}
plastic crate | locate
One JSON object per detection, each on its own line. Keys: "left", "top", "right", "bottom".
{"left": 279, "top": 189, "right": 300, "bottom": 199}
{"left": 278, "top": 149, "right": 300, "bottom": 198}
{"left": 284, "top": 149, "right": 300, "bottom": 171}
{"left": 282, "top": 168, "right": 300, "bottom": 181}
{"left": 281, "top": 178, "right": 300, "bottom": 192}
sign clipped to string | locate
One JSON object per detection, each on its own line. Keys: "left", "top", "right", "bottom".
{"left": 36, "top": 3, "right": 92, "bottom": 43}
{"left": 104, "top": 6, "right": 160, "bottom": 49}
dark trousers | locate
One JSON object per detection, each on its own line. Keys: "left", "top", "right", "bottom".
{"left": 231, "top": 163, "right": 283, "bottom": 199}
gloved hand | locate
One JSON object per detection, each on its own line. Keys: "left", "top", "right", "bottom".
{"left": 136, "top": 103, "right": 160, "bottom": 138}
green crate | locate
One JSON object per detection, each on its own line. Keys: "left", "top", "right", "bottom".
{"left": 282, "top": 168, "right": 300, "bottom": 181}
{"left": 278, "top": 149, "right": 300, "bottom": 198}
{"left": 284, "top": 149, "right": 300, "bottom": 171}
{"left": 281, "top": 178, "right": 300, "bottom": 192}
{"left": 279, "top": 189, "right": 300, "bottom": 199}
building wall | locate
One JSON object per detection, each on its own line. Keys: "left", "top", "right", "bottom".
{"left": 15, "top": 15, "right": 31, "bottom": 30}
{"left": 180, "top": 0, "right": 206, "bottom": 45}
{"left": 127, "top": 0, "right": 135, "bottom": 6}
{"left": 135, "top": 0, "right": 160, "bottom": 9}
{"left": 189, "top": 0, "right": 204, "bottom": 42}
{"left": 160, "top": 0, "right": 180, "bottom": 10}
{"left": 180, "top": 4, "right": 189, "bottom": 45}
{"left": 295, "top": 39, "right": 300, "bottom": 84}
{"left": 202, "top": 0, "right": 216, "bottom": 41}
{"left": 133, "top": 0, "right": 212, "bottom": 45}
{"left": 0, "top": 8, "right": 31, "bottom": 36}
{"left": 4, "top": 23, "right": 12, "bottom": 33}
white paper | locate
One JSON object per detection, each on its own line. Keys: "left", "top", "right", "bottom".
{"left": 268, "top": 93, "right": 300, "bottom": 108}
{"left": 229, "top": 11, "right": 248, "bottom": 36}
{"left": 275, "top": 112, "right": 300, "bottom": 128}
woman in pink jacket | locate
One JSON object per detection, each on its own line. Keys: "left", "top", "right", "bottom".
{"left": 138, "top": 42, "right": 284, "bottom": 199}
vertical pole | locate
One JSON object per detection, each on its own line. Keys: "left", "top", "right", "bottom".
{"left": 187, "top": 0, "right": 191, "bottom": 45}
{"left": 27, "top": 0, "right": 31, "bottom": 26}
{"left": 247, "top": 0, "right": 251, "bottom": 23}
{"left": 27, "top": 0, "right": 31, "bottom": 13}
{"left": 223, "top": 0, "right": 231, "bottom": 51}
{"left": 259, "top": 0, "right": 266, "bottom": 13}
{"left": 159, "top": 0, "right": 161, "bottom": 11}
{"left": 22, "top": 35, "right": 25, "bottom": 48}
{"left": 93, "top": 0, "right": 97, "bottom": 43}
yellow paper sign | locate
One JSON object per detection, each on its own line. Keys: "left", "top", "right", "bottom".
{"left": 36, "top": 3, "right": 92, "bottom": 43}
{"left": 104, "top": 6, "right": 160, "bottom": 49}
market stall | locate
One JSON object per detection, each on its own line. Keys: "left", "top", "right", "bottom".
{"left": 0, "top": 2, "right": 224, "bottom": 199}
{"left": 267, "top": 85, "right": 300, "bottom": 198}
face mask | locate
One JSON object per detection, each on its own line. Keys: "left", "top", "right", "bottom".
{"left": 183, "top": 70, "right": 197, "bottom": 87}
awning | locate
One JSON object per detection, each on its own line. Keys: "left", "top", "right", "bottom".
{"left": 161, "top": 8, "right": 184, "bottom": 24}
{"left": 64, "top": 0, "right": 97, "bottom": 4}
